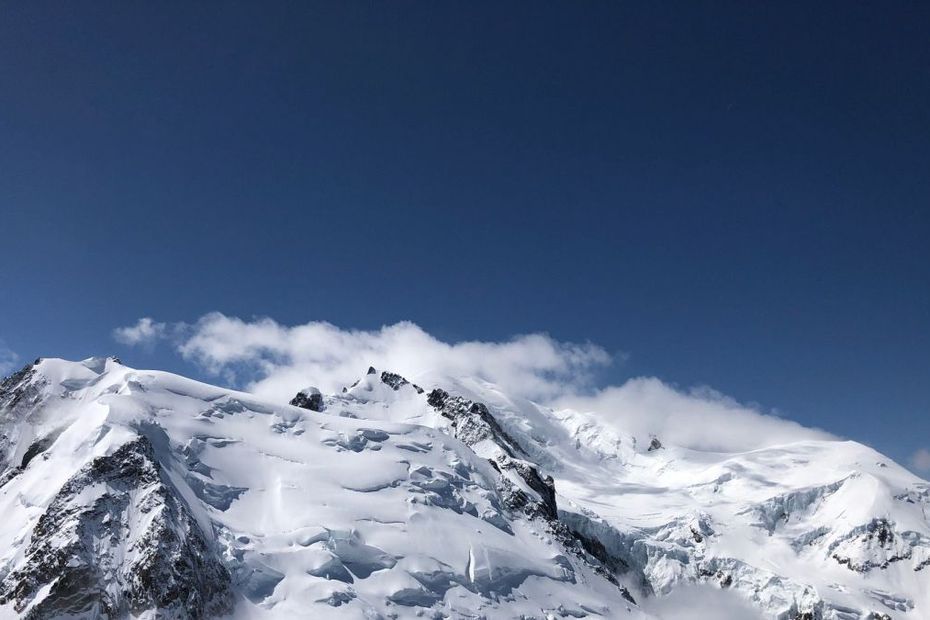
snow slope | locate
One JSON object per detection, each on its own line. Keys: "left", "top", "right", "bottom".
{"left": 0, "top": 357, "right": 927, "bottom": 619}
{"left": 310, "top": 371, "right": 930, "bottom": 619}
{"left": 0, "top": 359, "right": 644, "bottom": 619}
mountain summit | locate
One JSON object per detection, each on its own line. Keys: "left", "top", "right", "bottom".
{"left": 0, "top": 358, "right": 926, "bottom": 619}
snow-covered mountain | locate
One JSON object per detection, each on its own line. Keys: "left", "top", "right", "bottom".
{"left": 0, "top": 357, "right": 927, "bottom": 619}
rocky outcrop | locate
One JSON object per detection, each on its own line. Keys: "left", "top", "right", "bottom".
{"left": 0, "top": 436, "right": 233, "bottom": 619}
{"left": 290, "top": 387, "right": 324, "bottom": 412}
{"left": 0, "top": 360, "right": 45, "bottom": 481}
{"left": 0, "top": 359, "right": 46, "bottom": 467}
{"left": 380, "top": 371, "right": 423, "bottom": 393}
{"left": 423, "top": 387, "right": 641, "bottom": 602}
{"left": 0, "top": 359, "right": 41, "bottom": 411}
{"left": 426, "top": 389, "right": 553, "bottom": 513}
{"left": 829, "top": 518, "right": 927, "bottom": 573}
{"left": 426, "top": 388, "right": 525, "bottom": 457}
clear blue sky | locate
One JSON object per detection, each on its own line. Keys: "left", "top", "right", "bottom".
{"left": 1, "top": 3, "right": 928, "bottom": 465}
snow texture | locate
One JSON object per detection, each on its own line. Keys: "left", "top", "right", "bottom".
{"left": 0, "top": 357, "right": 927, "bottom": 619}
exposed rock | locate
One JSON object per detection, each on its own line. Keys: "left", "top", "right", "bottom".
{"left": 426, "top": 388, "right": 524, "bottom": 458}
{"left": 0, "top": 361, "right": 45, "bottom": 477}
{"left": 427, "top": 390, "right": 560, "bottom": 522}
{"left": 498, "top": 458, "right": 558, "bottom": 520}
{"left": 0, "top": 436, "right": 233, "bottom": 619}
{"left": 290, "top": 387, "right": 324, "bottom": 412}
{"left": 423, "top": 387, "right": 640, "bottom": 602}
{"left": 830, "top": 518, "right": 922, "bottom": 572}
{"left": 0, "top": 360, "right": 42, "bottom": 412}
{"left": 379, "top": 371, "right": 423, "bottom": 394}
{"left": 19, "top": 430, "right": 62, "bottom": 468}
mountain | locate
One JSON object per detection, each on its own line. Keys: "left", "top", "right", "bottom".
{"left": 0, "top": 357, "right": 927, "bottom": 619}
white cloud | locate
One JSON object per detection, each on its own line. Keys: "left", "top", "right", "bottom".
{"left": 553, "top": 378, "right": 832, "bottom": 453}
{"left": 910, "top": 448, "right": 930, "bottom": 472}
{"left": 112, "top": 317, "right": 167, "bottom": 346}
{"left": 0, "top": 341, "right": 19, "bottom": 376}
{"left": 175, "top": 312, "right": 611, "bottom": 402}
{"left": 114, "top": 313, "right": 832, "bottom": 452}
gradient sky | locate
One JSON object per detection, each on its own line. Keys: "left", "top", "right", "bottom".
{"left": 1, "top": 3, "right": 928, "bottom": 467}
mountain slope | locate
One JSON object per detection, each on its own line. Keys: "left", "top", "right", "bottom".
{"left": 0, "top": 357, "right": 927, "bottom": 619}
{"left": 0, "top": 358, "right": 643, "bottom": 619}
{"left": 302, "top": 369, "right": 930, "bottom": 619}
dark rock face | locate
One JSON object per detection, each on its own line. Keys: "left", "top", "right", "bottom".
{"left": 501, "top": 460, "right": 558, "bottom": 520}
{"left": 290, "top": 390, "right": 324, "bottom": 412}
{"left": 0, "top": 436, "right": 233, "bottom": 619}
{"left": 379, "top": 371, "right": 424, "bottom": 394}
{"left": 0, "top": 361, "right": 45, "bottom": 478}
{"left": 647, "top": 437, "right": 663, "bottom": 451}
{"left": 19, "top": 431, "right": 61, "bottom": 469}
{"left": 872, "top": 519, "right": 894, "bottom": 546}
{"left": 0, "top": 360, "right": 42, "bottom": 413}
{"left": 0, "top": 431, "right": 62, "bottom": 491}
{"left": 830, "top": 518, "right": 918, "bottom": 573}
{"left": 425, "top": 388, "right": 557, "bottom": 515}
{"left": 426, "top": 389, "right": 524, "bottom": 458}
{"left": 423, "top": 387, "right": 637, "bottom": 600}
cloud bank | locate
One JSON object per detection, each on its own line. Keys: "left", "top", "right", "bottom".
{"left": 115, "top": 314, "right": 611, "bottom": 401}
{"left": 554, "top": 379, "right": 832, "bottom": 453}
{"left": 113, "top": 313, "right": 832, "bottom": 452}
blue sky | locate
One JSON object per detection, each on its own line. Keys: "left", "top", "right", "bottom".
{"left": 1, "top": 3, "right": 928, "bottom": 467}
